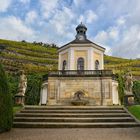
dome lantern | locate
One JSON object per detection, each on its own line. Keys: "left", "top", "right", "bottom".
{"left": 75, "top": 22, "right": 87, "bottom": 40}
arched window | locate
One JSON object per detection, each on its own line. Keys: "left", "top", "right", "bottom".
{"left": 77, "top": 57, "right": 84, "bottom": 70}
{"left": 95, "top": 60, "right": 99, "bottom": 70}
{"left": 62, "top": 60, "right": 66, "bottom": 70}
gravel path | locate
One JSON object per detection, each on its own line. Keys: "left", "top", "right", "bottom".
{"left": 0, "top": 128, "right": 140, "bottom": 140}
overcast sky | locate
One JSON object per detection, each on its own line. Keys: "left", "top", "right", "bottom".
{"left": 0, "top": 0, "right": 140, "bottom": 59}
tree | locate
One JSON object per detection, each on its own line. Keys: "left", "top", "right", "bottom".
{"left": 0, "top": 64, "right": 13, "bottom": 132}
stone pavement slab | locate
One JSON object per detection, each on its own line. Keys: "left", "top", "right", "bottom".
{"left": 0, "top": 128, "right": 140, "bottom": 140}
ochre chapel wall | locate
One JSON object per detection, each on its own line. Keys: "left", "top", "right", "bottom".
{"left": 48, "top": 77, "right": 113, "bottom": 105}
{"left": 74, "top": 50, "right": 87, "bottom": 70}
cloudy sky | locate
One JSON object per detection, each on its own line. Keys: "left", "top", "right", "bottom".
{"left": 0, "top": 0, "right": 140, "bottom": 59}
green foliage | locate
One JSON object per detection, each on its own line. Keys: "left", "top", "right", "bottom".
{"left": 104, "top": 55, "right": 130, "bottom": 64}
{"left": 0, "top": 39, "right": 58, "bottom": 53}
{"left": 25, "top": 74, "right": 42, "bottom": 105}
{"left": 7, "top": 74, "right": 19, "bottom": 96}
{"left": 13, "top": 105, "right": 23, "bottom": 115}
{"left": 116, "top": 73, "right": 125, "bottom": 104}
{"left": 128, "top": 105, "right": 140, "bottom": 120}
{"left": 0, "top": 64, "right": 13, "bottom": 132}
{"left": 0, "top": 39, "right": 58, "bottom": 74}
{"left": 7, "top": 46, "right": 58, "bottom": 59}
{"left": 104, "top": 55, "right": 140, "bottom": 76}
{"left": 133, "top": 81, "right": 140, "bottom": 104}
{"left": 1, "top": 52, "right": 58, "bottom": 64}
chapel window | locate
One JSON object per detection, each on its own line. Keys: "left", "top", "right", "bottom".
{"left": 62, "top": 60, "right": 66, "bottom": 70}
{"left": 77, "top": 57, "right": 84, "bottom": 70}
{"left": 95, "top": 60, "right": 99, "bottom": 70}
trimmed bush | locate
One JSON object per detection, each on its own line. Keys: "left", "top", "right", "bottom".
{"left": 0, "top": 64, "right": 13, "bottom": 132}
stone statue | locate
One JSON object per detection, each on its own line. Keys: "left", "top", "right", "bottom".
{"left": 123, "top": 72, "right": 135, "bottom": 105}
{"left": 17, "top": 70, "right": 27, "bottom": 96}
{"left": 124, "top": 72, "right": 133, "bottom": 95}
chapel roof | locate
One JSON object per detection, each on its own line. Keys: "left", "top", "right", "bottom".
{"left": 59, "top": 38, "right": 105, "bottom": 50}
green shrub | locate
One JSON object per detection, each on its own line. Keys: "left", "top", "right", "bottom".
{"left": 0, "top": 64, "right": 13, "bottom": 132}
{"left": 25, "top": 74, "right": 42, "bottom": 105}
{"left": 7, "top": 74, "right": 19, "bottom": 96}
{"left": 133, "top": 81, "right": 140, "bottom": 104}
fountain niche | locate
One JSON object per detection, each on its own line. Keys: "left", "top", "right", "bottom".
{"left": 71, "top": 91, "right": 89, "bottom": 106}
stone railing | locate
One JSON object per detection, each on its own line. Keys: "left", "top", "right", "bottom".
{"left": 43, "top": 70, "right": 114, "bottom": 80}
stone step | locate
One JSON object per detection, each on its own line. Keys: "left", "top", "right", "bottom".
{"left": 24, "top": 106, "right": 123, "bottom": 110}
{"left": 13, "top": 122, "right": 140, "bottom": 128}
{"left": 14, "top": 117, "right": 135, "bottom": 123}
{"left": 20, "top": 109, "right": 126, "bottom": 113}
{"left": 15, "top": 112, "right": 130, "bottom": 118}
{"left": 13, "top": 106, "right": 140, "bottom": 128}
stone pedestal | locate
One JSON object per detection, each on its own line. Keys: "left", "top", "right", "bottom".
{"left": 40, "top": 82, "right": 48, "bottom": 105}
{"left": 14, "top": 94, "right": 25, "bottom": 106}
{"left": 124, "top": 94, "right": 134, "bottom": 106}
{"left": 47, "top": 99, "right": 57, "bottom": 105}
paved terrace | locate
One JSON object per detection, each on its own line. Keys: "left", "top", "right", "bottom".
{"left": 0, "top": 128, "right": 140, "bottom": 140}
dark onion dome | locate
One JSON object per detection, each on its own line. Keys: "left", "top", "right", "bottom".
{"left": 76, "top": 22, "right": 87, "bottom": 31}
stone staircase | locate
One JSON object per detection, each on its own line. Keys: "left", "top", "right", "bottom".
{"left": 13, "top": 106, "right": 140, "bottom": 128}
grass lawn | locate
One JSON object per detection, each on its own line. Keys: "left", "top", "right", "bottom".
{"left": 13, "top": 106, "right": 23, "bottom": 114}
{"left": 128, "top": 105, "right": 140, "bottom": 120}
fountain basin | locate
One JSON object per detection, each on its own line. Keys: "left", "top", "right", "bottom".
{"left": 71, "top": 99, "right": 89, "bottom": 106}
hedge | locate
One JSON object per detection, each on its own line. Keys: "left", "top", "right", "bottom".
{"left": 0, "top": 64, "right": 13, "bottom": 132}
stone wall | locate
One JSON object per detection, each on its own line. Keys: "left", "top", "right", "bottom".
{"left": 47, "top": 76, "right": 113, "bottom": 105}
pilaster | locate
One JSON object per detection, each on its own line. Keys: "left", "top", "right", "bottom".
{"left": 69, "top": 48, "right": 74, "bottom": 70}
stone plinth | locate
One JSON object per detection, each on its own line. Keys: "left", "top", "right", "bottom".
{"left": 47, "top": 99, "right": 57, "bottom": 105}
{"left": 14, "top": 94, "right": 25, "bottom": 106}
{"left": 124, "top": 94, "right": 135, "bottom": 106}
